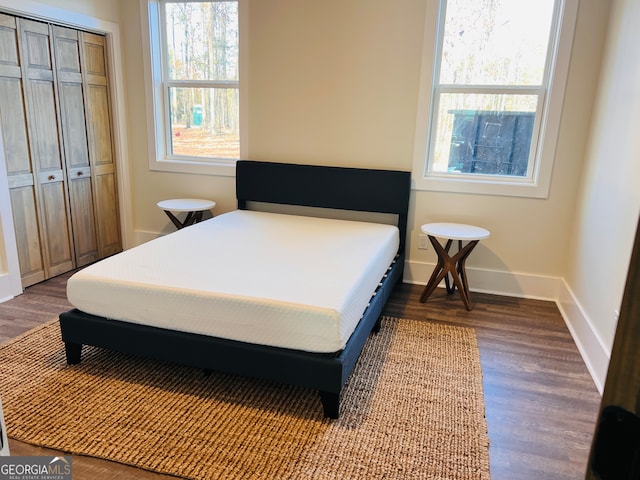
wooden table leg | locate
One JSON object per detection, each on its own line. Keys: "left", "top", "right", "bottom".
{"left": 182, "top": 211, "right": 196, "bottom": 226}
{"left": 192, "top": 211, "right": 205, "bottom": 224}
{"left": 420, "top": 236, "right": 480, "bottom": 311}
{"left": 420, "top": 238, "right": 452, "bottom": 303}
{"left": 454, "top": 240, "right": 479, "bottom": 310}
{"left": 163, "top": 210, "right": 186, "bottom": 229}
{"left": 163, "top": 210, "right": 207, "bottom": 229}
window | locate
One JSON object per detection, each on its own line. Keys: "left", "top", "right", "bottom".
{"left": 143, "top": 0, "right": 245, "bottom": 175}
{"left": 413, "top": 0, "right": 578, "bottom": 197}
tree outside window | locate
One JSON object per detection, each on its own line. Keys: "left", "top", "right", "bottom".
{"left": 162, "top": 1, "right": 239, "bottom": 159}
{"left": 414, "top": 0, "right": 576, "bottom": 198}
{"left": 430, "top": 0, "right": 555, "bottom": 178}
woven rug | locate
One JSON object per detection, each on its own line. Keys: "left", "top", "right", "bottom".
{"left": 0, "top": 316, "right": 490, "bottom": 479}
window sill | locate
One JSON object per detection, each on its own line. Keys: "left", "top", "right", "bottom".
{"left": 412, "top": 173, "right": 551, "bottom": 198}
{"left": 149, "top": 157, "right": 238, "bottom": 177}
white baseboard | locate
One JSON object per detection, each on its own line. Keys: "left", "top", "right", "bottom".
{"left": 0, "top": 395, "right": 9, "bottom": 456}
{"left": 556, "top": 280, "right": 609, "bottom": 393}
{"left": 134, "top": 230, "right": 164, "bottom": 245}
{"left": 405, "top": 260, "right": 609, "bottom": 393}
{"left": 0, "top": 272, "right": 22, "bottom": 304}
{"left": 404, "top": 260, "right": 563, "bottom": 299}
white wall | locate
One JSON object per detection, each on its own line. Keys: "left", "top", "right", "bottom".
{"left": 561, "top": 0, "right": 640, "bottom": 391}
{"left": 242, "top": 0, "right": 611, "bottom": 311}
{"left": 0, "top": 132, "right": 21, "bottom": 302}
{"left": 0, "top": 0, "right": 120, "bottom": 24}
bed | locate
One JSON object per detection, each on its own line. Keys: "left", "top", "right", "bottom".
{"left": 59, "top": 160, "right": 411, "bottom": 418}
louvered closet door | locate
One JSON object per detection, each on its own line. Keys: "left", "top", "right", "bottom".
{"left": 0, "top": 14, "right": 46, "bottom": 286}
{"left": 0, "top": 15, "right": 120, "bottom": 287}
{"left": 52, "top": 25, "right": 99, "bottom": 267}
{"left": 18, "top": 18, "right": 75, "bottom": 281}
{"left": 81, "top": 32, "right": 121, "bottom": 258}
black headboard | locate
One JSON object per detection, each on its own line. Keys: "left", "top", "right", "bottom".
{"left": 236, "top": 160, "right": 411, "bottom": 252}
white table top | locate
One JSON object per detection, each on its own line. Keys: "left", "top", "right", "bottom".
{"left": 157, "top": 198, "right": 216, "bottom": 212}
{"left": 421, "top": 223, "right": 490, "bottom": 241}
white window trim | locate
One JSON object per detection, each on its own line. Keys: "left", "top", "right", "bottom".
{"left": 140, "top": 0, "right": 248, "bottom": 177}
{"left": 412, "top": 0, "right": 578, "bottom": 198}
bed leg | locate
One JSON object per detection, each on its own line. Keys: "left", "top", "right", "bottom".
{"left": 319, "top": 391, "right": 340, "bottom": 419}
{"left": 64, "top": 342, "right": 82, "bottom": 365}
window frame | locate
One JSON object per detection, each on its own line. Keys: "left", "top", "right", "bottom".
{"left": 412, "top": 0, "right": 578, "bottom": 198}
{"left": 141, "top": 0, "right": 247, "bottom": 176}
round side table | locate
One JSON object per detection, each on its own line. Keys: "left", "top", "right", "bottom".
{"left": 157, "top": 198, "right": 216, "bottom": 229}
{"left": 419, "top": 222, "right": 490, "bottom": 311}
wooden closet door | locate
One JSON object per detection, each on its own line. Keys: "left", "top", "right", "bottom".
{"left": 52, "top": 25, "right": 99, "bottom": 267}
{"left": 0, "top": 14, "right": 45, "bottom": 287}
{"left": 18, "top": 18, "right": 75, "bottom": 280}
{"left": 80, "top": 32, "right": 121, "bottom": 258}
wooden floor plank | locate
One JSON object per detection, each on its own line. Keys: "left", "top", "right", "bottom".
{"left": 384, "top": 283, "right": 601, "bottom": 480}
{"left": 0, "top": 274, "right": 601, "bottom": 479}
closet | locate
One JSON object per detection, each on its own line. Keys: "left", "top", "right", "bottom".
{"left": 0, "top": 13, "right": 121, "bottom": 288}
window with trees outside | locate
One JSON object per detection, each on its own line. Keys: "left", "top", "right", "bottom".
{"left": 413, "top": 0, "right": 578, "bottom": 198}
{"left": 143, "top": 0, "right": 242, "bottom": 174}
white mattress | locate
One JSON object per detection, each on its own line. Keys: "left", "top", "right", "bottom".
{"left": 67, "top": 210, "right": 399, "bottom": 353}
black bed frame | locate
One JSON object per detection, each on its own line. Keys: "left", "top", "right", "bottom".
{"left": 59, "top": 160, "right": 411, "bottom": 418}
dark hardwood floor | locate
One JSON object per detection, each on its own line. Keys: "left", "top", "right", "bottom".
{"left": 0, "top": 273, "right": 601, "bottom": 479}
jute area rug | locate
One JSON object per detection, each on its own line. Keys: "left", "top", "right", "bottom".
{"left": 0, "top": 316, "right": 490, "bottom": 479}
